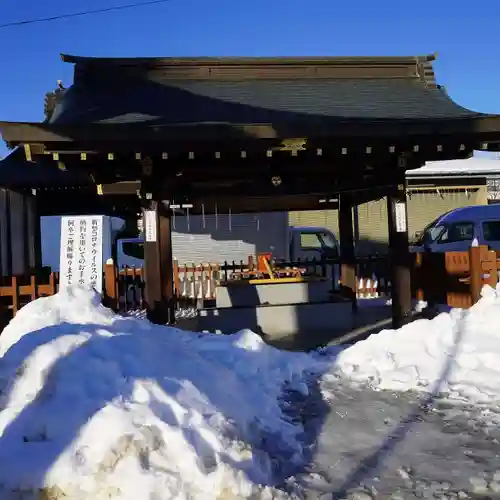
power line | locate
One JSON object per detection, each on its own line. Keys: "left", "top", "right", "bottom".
{"left": 0, "top": 0, "right": 173, "bottom": 29}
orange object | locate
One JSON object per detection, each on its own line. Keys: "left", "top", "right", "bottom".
{"left": 257, "top": 253, "right": 273, "bottom": 273}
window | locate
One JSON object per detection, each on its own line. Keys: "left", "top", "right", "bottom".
{"left": 418, "top": 216, "right": 447, "bottom": 244}
{"left": 122, "top": 242, "right": 144, "bottom": 260}
{"left": 483, "top": 221, "right": 500, "bottom": 241}
{"left": 427, "top": 224, "right": 446, "bottom": 243}
{"left": 300, "top": 233, "right": 322, "bottom": 249}
{"left": 319, "top": 231, "right": 338, "bottom": 249}
{"left": 437, "top": 222, "right": 474, "bottom": 244}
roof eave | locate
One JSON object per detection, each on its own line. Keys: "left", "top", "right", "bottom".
{"left": 60, "top": 53, "right": 437, "bottom": 68}
{"left": 0, "top": 147, "right": 94, "bottom": 188}
{"left": 3, "top": 115, "right": 500, "bottom": 146}
{"left": 407, "top": 171, "right": 497, "bottom": 178}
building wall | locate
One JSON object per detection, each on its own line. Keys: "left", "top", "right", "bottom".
{"left": 289, "top": 184, "right": 488, "bottom": 255}
{"left": 406, "top": 186, "right": 486, "bottom": 238}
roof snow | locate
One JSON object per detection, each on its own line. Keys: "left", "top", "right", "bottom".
{"left": 408, "top": 157, "right": 500, "bottom": 177}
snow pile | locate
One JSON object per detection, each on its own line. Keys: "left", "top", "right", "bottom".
{"left": 4, "top": 284, "right": 500, "bottom": 498}
{"left": 331, "top": 284, "right": 500, "bottom": 403}
{"left": 0, "top": 288, "right": 318, "bottom": 500}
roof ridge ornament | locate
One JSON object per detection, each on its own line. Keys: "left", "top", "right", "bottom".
{"left": 43, "top": 80, "right": 66, "bottom": 122}
{"left": 415, "top": 57, "right": 439, "bottom": 89}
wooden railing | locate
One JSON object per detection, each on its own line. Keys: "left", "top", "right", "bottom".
{"left": 0, "top": 272, "right": 60, "bottom": 327}
{"left": 413, "top": 246, "right": 500, "bottom": 309}
{"left": 101, "top": 256, "right": 392, "bottom": 312}
{"left": 2, "top": 247, "right": 498, "bottom": 330}
{"left": 0, "top": 256, "right": 393, "bottom": 326}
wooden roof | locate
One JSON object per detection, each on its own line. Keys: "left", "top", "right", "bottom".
{"left": 61, "top": 53, "right": 438, "bottom": 76}
{"left": 1, "top": 53, "right": 500, "bottom": 152}
{"left": 46, "top": 53, "right": 478, "bottom": 125}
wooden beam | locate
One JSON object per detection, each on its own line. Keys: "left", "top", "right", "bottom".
{"left": 36, "top": 140, "right": 477, "bottom": 167}
{"left": 98, "top": 181, "right": 140, "bottom": 196}
{"left": 63, "top": 56, "right": 429, "bottom": 81}
{"left": 2, "top": 118, "right": 500, "bottom": 149}
{"left": 407, "top": 183, "right": 486, "bottom": 191}
{"left": 35, "top": 190, "right": 140, "bottom": 217}
{"left": 93, "top": 181, "right": 397, "bottom": 214}
{"left": 37, "top": 176, "right": 392, "bottom": 215}
{"left": 95, "top": 167, "right": 393, "bottom": 199}
{"left": 183, "top": 195, "right": 339, "bottom": 214}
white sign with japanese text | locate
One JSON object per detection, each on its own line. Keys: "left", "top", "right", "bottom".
{"left": 59, "top": 216, "right": 104, "bottom": 293}
{"left": 144, "top": 210, "right": 157, "bottom": 242}
{"left": 394, "top": 202, "right": 407, "bottom": 233}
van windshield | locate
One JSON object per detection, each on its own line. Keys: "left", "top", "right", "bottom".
{"left": 320, "top": 231, "right": 338, "bottom": 249}
{"left": 416, "top": 214, "right": 450, "bottom": 245}
{"left": 427, "top": 224, "right": 447, "bottom": 243}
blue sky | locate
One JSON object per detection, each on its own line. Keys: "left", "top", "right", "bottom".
{"left": 1, "top": 0, "right": 500, "bottom": 160}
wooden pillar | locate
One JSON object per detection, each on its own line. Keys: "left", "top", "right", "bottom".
{"left": 103, "top": 261, "right": 119, "bottom": 310}
{"left": 339, "top": 193, "right": 357, "bottom": 311}
{"left": 4, "top": 189, "right": 13, "bottom": 276}
{"left": 353, "top": 204, "right": 360, "bottom": 248}
{"left": 387, "top": 181, "right": 412, "bottom": 329}
{"left": 32, "top": 204, "right": 42, "bottom": 273}
{"left": 143, "top": 200, "right": 175, "bottom": 325}
{"left": 159, "top": 209, "right": 175, "bottom": 323}
{"left": 469, "top": 245, "right": 483, "bottom": 305}
{"left": 26, "top": 193, "right": 42, "bottom": 273}
{"left": 0, "top": 189, "right": 7, "bottom": 276}
{"left": 22, "top": 194, "right": 31, "bottom": 273}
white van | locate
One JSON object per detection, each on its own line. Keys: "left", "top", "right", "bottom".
{"left": 117, "top": 224, "right": 340, "bottom": 268}
{"left": 412, "top": 205, "right": 500, "bottom": 253}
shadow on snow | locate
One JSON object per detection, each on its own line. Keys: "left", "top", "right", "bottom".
{"left": 0, "top": 315, "right": 334, "bottom": 492}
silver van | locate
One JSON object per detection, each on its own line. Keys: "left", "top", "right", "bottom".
{"left": 412, "top": 205, "right": 500, "bottom": 253}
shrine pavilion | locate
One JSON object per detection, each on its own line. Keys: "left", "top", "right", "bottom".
{"left": 2, "top": 53, "right": 500, "bottom": 328}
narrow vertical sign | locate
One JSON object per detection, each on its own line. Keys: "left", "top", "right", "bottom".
{"left": 144, "top": 210, "right": 157, "bottom": 242}
{"left": 60, "top": 216, "right": 104, "bottom": 293}
{"left": 394, "top": 202, "right": 407, "bottom": 233}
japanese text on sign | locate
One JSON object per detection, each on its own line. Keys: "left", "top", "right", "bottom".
{"left": 394, "top": 202, "right": 407, "bottom": 233}
{"left": 60, "top": 216, "right": 104, "bottom": 293}
{"left": 144, "top": 210, "right": 157, "bottom": 242}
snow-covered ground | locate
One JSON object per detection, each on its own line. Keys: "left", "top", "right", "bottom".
{"left": 0, "top": 286, "right": 500, "bottom": 498}
{"left": 330, "top": 285, "right": 500, "bottom": 404}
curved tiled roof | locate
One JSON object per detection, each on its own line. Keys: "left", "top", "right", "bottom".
{"left": 47, "top": 52, "right": 474, "bottom": 126}
{"left": 49, "top": 77, "right": 479, "bottom": 126}
{"left": 2, "top": 53, "right": 500, "bottom": 148}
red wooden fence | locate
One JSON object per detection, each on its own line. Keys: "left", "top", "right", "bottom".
{"left": 1, "top": 248, "right": 499, "bottom": 329}
{"left": 413, "top": 246, "right": 500, "bottom": 308}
